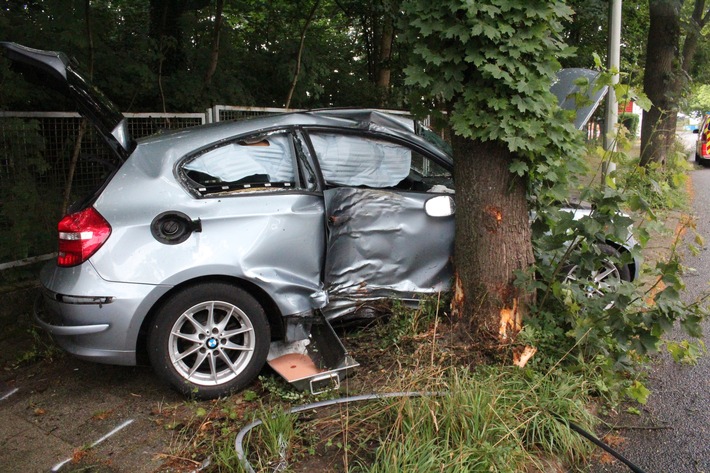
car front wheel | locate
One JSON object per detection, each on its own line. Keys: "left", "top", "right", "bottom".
{"left": 148, "top": 283, "right": 270, "bottom": 399}
{"left": 563, "top": 244, "right": 631, "bottom": 298}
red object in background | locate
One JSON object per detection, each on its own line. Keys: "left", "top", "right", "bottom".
{"left": 618, "top": 101, "right": 634, "bottom": 114}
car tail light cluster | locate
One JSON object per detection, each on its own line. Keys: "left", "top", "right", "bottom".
{"left": 57, "top": 207, "right": 112, "bottom": 267}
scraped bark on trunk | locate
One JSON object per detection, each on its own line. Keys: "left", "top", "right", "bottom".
{"left": 450, "top": 136, "right": 535, "bottom": 345}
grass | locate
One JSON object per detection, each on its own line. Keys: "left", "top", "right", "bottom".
{"left": 224, "top": 301, "right": 598, "bottom": 473}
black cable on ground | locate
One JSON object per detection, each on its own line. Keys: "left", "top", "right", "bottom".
{"left": 552, "top": 413, "right": 648, "bottom": 473}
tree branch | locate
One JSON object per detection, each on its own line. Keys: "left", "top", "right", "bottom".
{"left": 285, "top": 0, "right": 320, "bottom": 108}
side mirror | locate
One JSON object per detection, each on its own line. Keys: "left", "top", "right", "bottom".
{"left": 693, "top": 128, "right": 699, "bottom": 134}
{"left": 425, "top": 195, "right": 455, "bottom": 217}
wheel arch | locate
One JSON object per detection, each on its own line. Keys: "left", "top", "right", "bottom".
{"left": 603, "top": 240, "right": 636, "bottom": 282}
{"left": 135, "top": 275, "right": 284, "bottom": 365}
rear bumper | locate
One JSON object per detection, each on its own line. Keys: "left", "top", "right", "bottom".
{"left": 34, "top": 262, "right": 171, "bottom": 365}
{"left": 696, "top": 153, "right": 710, "bottom": 165}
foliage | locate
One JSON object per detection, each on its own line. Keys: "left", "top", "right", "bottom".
{"left": 242, "top": 405, "right": 298, "bottom": 473}
{"left": 354, "top": 367, "right": 594, "bottom": 472}
{"left": 561, "top": 0, "right": 648, "bottom": 85}
{"left": 619, "top": 112, "right": 640, "bottom": 137}
{"left": 666, "top": 339, "right": 706, "bottom": 364}
{"left": 686, "top": 83, "right": 710, "bottom": 113}
{"left": 402, "top": 1, "right": 581, "bottom": 163}
{"left": 258, "top": 375, "right": 311, "bottom": 403}
{"left": 13, "top": 323, "right": 64, "bottom": 366}
{"left": 519, "top": 93, "right": 708, "bottom": 404}
{"left": 0, "top": 119, "right": 59, "bottom": 263}
{"left": 0, "top": 0, "right": 404, "bottom": 112}
{"left": 373, "top": 296, "right": 445, "bottom": 349}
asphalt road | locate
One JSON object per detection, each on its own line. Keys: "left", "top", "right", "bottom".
{"left": 593, "top": 141, "right": 710, "bottom": 473}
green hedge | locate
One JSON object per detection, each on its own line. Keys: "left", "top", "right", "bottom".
{"left": 620, "top": 112, "right": 640, "bottom": 137}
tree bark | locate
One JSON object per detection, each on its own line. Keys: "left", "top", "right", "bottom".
{"left": 450, "top": 135, "right": 534, "bottom": 345}
{"left": 285, "top": 0, "right": 320, "bottom": 109}
{"left": 375, "top": 12, "right": 394, "bottom": 106}
{"left": 203, "top": 0, "right": 224, "bottom": 87}
{"left": 640, "top": 0, "right": 683, "bottom": 167}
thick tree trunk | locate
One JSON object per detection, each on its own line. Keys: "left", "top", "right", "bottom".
{"left": 450, "top": 136, "right": 534, "bottom": 345}
{"left": 640, "top": 0, "right": 683, "bottom": 167}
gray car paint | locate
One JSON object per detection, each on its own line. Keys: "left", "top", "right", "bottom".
{"left": 322, "top": 187, "right": 454, "bottom": 320}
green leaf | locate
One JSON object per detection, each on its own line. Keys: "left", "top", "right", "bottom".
{"left": 626, "top": 381, "right": 650, "bottom": 405}
{"left": 510, "top": 160, "right": 529, "bottom": 176}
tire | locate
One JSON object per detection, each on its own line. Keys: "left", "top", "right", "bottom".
{"left": 563, "top": 244, "right": 631, "bottom": 297}
{"left": 148, "top": 282, "right": 270, "bottom": 399}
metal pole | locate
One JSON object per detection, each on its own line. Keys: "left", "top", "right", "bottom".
{"left": 603, "top": 0, "right": 622, "bottom": 181}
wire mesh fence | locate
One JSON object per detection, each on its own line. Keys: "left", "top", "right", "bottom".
{"left": 0, "top": 111, "right": 207, "bottom": 265}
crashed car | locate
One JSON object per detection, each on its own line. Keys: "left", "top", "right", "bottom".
{"left": 2, "top": 42, "right": 638, "bottom": 398}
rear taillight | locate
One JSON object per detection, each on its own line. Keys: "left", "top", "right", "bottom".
{"left": 57, "top": 207, "right": 111, "bottom": 267}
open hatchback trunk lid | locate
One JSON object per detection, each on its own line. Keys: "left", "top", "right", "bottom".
{"left": 1, "top": 42, "right": 134, "bottom": 161}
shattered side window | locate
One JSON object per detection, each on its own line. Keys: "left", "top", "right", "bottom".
{"left": 309, "top": 133, "right": 411, "bottom": 188}
{"left": 411, "top": 153, "right": 450, "bottom": 178}
{"left": 182, "top": 132, "right": 298, "bottom": 195}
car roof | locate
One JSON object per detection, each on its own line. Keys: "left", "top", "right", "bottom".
{"left": 137, "top": 109, "right": 449, "bottom": 161}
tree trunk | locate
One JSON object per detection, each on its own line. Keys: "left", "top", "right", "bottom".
{"left": 450, "top": 135, "right": 534, "bottom": 345}
{"left": 203, "top": 0, "right": 224, "bottom": 87}
{"left": 375, "top": 12, "right": 394, "bottom": 106}
{"left": 285, "top": 0, "right": 320, "bottom": 109}
{"left": 640, "top": 0, "right": 683, "bottom": 167}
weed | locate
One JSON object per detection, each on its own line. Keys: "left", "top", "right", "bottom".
{"left": 258, "top": 375, "right": 310, "bottom": 403}
{"left": 341, "top": 367, "right": 596, "bottom": 472}
{"left": 13, "top": 324, "right": 63, "bottom": 366}
{"left": 666, "top": 339, "right": 706, "bottom": 364}
{"left": 241, "top": 404, "right": 298, "bottom": 472}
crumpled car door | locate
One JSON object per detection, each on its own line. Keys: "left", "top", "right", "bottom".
{"left": 308, "top": 132, "right": 455, "bottom": 320}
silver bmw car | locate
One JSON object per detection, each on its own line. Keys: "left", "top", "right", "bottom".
{"left": 2, "top": 42, "right": 637, "bottom": 398}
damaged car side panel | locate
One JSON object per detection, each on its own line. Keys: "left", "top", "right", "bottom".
{"left": 322, "top": 187, "right": 454, "bottom": 319}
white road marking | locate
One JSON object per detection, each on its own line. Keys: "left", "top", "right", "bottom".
{"left": 50, "top": 419, "right": 135, "bottom": 472}
{"left": 0, "top": 388, "right": 19, "bottom": 401}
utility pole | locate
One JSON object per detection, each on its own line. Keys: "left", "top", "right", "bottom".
{"left": 603, "top": 0, "right": 622, "bottom": 181}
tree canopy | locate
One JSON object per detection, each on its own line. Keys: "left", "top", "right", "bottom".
{"left": 0, "top": 0, "right": 409, "bottom": 111}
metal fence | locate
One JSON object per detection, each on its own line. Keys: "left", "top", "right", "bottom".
{"left": 0, "top": 111, "right": 208, "bottom": 266}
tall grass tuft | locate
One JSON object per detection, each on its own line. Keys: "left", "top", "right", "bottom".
{"left": 358, "top": 367, "right": 595, "bottom": 473}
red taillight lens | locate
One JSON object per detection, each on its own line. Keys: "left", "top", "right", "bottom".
{"left": 57, "top": 207, "right": 112, "bottom": 267}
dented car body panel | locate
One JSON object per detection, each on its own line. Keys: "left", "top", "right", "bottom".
{"left": 323, "top": 187, "right": 454, "bottom": 319}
